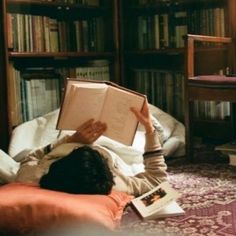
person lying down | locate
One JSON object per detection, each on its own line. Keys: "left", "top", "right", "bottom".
{"left": 15, "top": 98, "right": 168, "bottom": 197}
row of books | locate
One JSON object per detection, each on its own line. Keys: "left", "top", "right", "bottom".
{"left": 193, "top": 101, "right": 230, "bottom": 120}
{"left": 7, "top": 13, "right": 105, "bottom": 52}
{"left": 21, "top": 77, "right": 61, "bottom": 122}
{"left": 9, "top": 67, "right": 62, "bottom": 124}
{"left": 132, "top": 69, "right": 185, "bottom": 121}
{"left": 135, "top": 7, "right": 225, "bottom": 50}
{"left": 132, "top": 69, "right": 231, "bottom": 122}
{"left": 8, "top": 60, "right": 110, "bottom": 125}
{"left": 74, "top": 60, "right": 110, "bottom": 81}
{"left": 56, "top": 60, "right": 110, "bottom": 84}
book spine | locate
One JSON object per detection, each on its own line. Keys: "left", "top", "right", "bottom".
{"left": 6, "top": 13, "right": 13, "bottom": 49}
{"left": 43, "top": 16, "right": 51, "bottom": 52}
{"left": 49, "top": 18, "right": 59, "bottom": 52}
{"left": 154, "top": 14, "right": 160, "bottom": 49}
{"left": 82, "top": 20, "right": 89, "bottom": 52}
{"left": 74, "top": 20, "right": 83, "bottom": 51}
{"left": 7, "top": 64, "right": 22, "bottom": 126}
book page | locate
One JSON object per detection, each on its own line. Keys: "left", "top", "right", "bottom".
{"left": 57, "top": 83, "right": 108, "bottom": 130}
{"left": 131, "top": 182, "right": 180, "bottom": 218}
{"left": 145, "top": 201, "right": 185, "bottom": 220}
{"left": 100, "top": 86, "right": 145, "bottom": 146}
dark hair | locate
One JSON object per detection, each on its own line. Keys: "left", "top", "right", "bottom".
{"left": 39, "top": 146, "right": 114, "bottom": 195}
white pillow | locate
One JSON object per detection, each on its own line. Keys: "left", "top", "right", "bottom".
{"left": 148, "top": 104, "right": 178, "bottom": 141}
{"left": 148, "top": 104, "right": 185, "bottom": 157}
{"left": 0, "top": 149, "right": 20, "bottom": 184}
{"left": 8, "top": 104, "right": 185, "bottom": 159}
{"left": 8, "top": 109, "right": 60, "bottom": 157}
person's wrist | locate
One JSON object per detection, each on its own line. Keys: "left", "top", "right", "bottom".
{"left": 145, "top": 124, "right": 155, "bottom": 134}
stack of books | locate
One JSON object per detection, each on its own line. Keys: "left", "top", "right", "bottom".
{"left": 215, "top": 141, "right": 236, "bottom": 166}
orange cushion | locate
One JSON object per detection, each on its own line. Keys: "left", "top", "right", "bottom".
{"left": 0, "top": 183, "right": 133, "bottom": 234}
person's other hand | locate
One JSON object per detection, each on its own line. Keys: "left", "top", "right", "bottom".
{"left": 67, "top": 119, "right": 107, "bottom": 144}
{"left": 130, "top": 98, "right": 154, "bottom": 134}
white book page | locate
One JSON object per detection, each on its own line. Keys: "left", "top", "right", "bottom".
{"left": 145, "top": 201, "right": 185, "bottom": 220}
{"left": 58, "top": 83, "right": 108, "bottom": 130}
{"left": 100, "top": 86, "right": 145, "bottom": 146}
{"left": 132, "top": 182, "right": 180, "bottom": 218}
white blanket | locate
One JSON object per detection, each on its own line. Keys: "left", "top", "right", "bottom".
{"left": 1, "top": 105, "right": 185, "bottom": 184}
{"left": 8, "top": 105, "right": 185, "bottom": 159}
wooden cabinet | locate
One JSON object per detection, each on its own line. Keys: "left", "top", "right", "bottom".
{"left": 0, "top": 1, "right": 9, "bottom": 152}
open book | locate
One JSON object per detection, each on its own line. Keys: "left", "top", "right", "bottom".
{"left": 57, "top": 78, "right": 146, "bottom": 146}
{"left": 131, "top": 181, "right": 184, "bottom": 220}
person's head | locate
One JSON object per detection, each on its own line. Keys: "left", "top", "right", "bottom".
{"left": 39, "top": 146, "right": 114, "bottom": 195}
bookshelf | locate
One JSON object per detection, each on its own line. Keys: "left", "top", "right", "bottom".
{"left": 0, "top": 1, "right": 9, "bottom": 151}
{"left": 1, "top": 0, "right": 236, "bottom": 152}
{"left": 119, "top": 0, "right": 236, "bottom": 144}
{"left": 0, "top": 0, "right": 121, "bottom": 150}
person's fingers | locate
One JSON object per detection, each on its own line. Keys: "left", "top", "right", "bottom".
{"left": 90, "top": 129, "right": 104, "bottom": 142}
{"left": 130, "top": 107, "right": 145, "bottom": 122}
{"left": 93, "top": 121, "right": 107, "bottom": 132}
{"left": 91, "top": 123, "right": 106, "bottom": 137}
{"left": 141, "top": 99, "right": 150, "bottom": 116}
{"left": 89, "top": 122, "right": 107, "bottom": 142}
{"left": 77, "top": 119, "right": 94, "bottom": 132}
{"left": 72, "top": 119, "right": 107, "bottom": 143}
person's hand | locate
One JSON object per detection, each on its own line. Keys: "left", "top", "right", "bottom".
{"left": 130, "top": 98, "right": 154, "bottom": 134}
{"left": 67, "top": 119, "right": 107, "bottom": 144}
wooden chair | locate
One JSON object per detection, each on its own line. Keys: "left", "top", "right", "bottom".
{"left": 184, "top": 34, "right": 236, "bottom": 162}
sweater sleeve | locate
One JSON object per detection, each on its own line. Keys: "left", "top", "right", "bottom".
{"left": 18, "top": 135, "right": 71, "bottom": 164}
{"left": 15, "top": 135, "right": 74, "bottom": 184}
{"left": 113, "top": 130, "right": 168, "bottom": 197}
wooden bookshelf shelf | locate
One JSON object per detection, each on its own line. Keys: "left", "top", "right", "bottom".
{"left": 125, "top": 48, "right": 184, "bottom": 55}
{"left": 125, "top": 44, "right": 228, "bottom": 56}
{"left": 6, "top": 2, "right": 111, "bottom": 25}
{"left": 9, "top": 51, "right": 115, "bottom": 59}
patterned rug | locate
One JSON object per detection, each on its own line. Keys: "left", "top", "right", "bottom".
{"left": 120, "top": 156, "right": 236, "bottom": 236}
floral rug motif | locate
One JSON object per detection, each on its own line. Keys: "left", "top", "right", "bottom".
{"left": 120, "top": 160, "right": 236, "bottom": 236}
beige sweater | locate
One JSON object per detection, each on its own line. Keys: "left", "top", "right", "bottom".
{"left": 15, "top": 131, "right": 167, "bottom": 196}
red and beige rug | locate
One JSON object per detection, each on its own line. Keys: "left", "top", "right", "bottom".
{"left": 120, "top": 157, "right": 236, "bottom": 236}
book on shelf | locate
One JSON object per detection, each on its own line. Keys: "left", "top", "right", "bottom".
{"left": 131, "top": 181, "right": 184, "bottom": 220}
{"left": 132, "top": 68, "right": 184, "bottom": 121}
{"left": 8, "top": 63, "right": 22, "bottom": 126}
{"left": 215, "top": 141, "right": 236, "bottom": 166}
{"left": 8, "top": 66, "right": 61, "bottom": 124}
{"left": 57, "top": 78, "right": 146, "bottom": 146}
{"left": 75, "top": 60, "right": 110, "bottom": 81}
